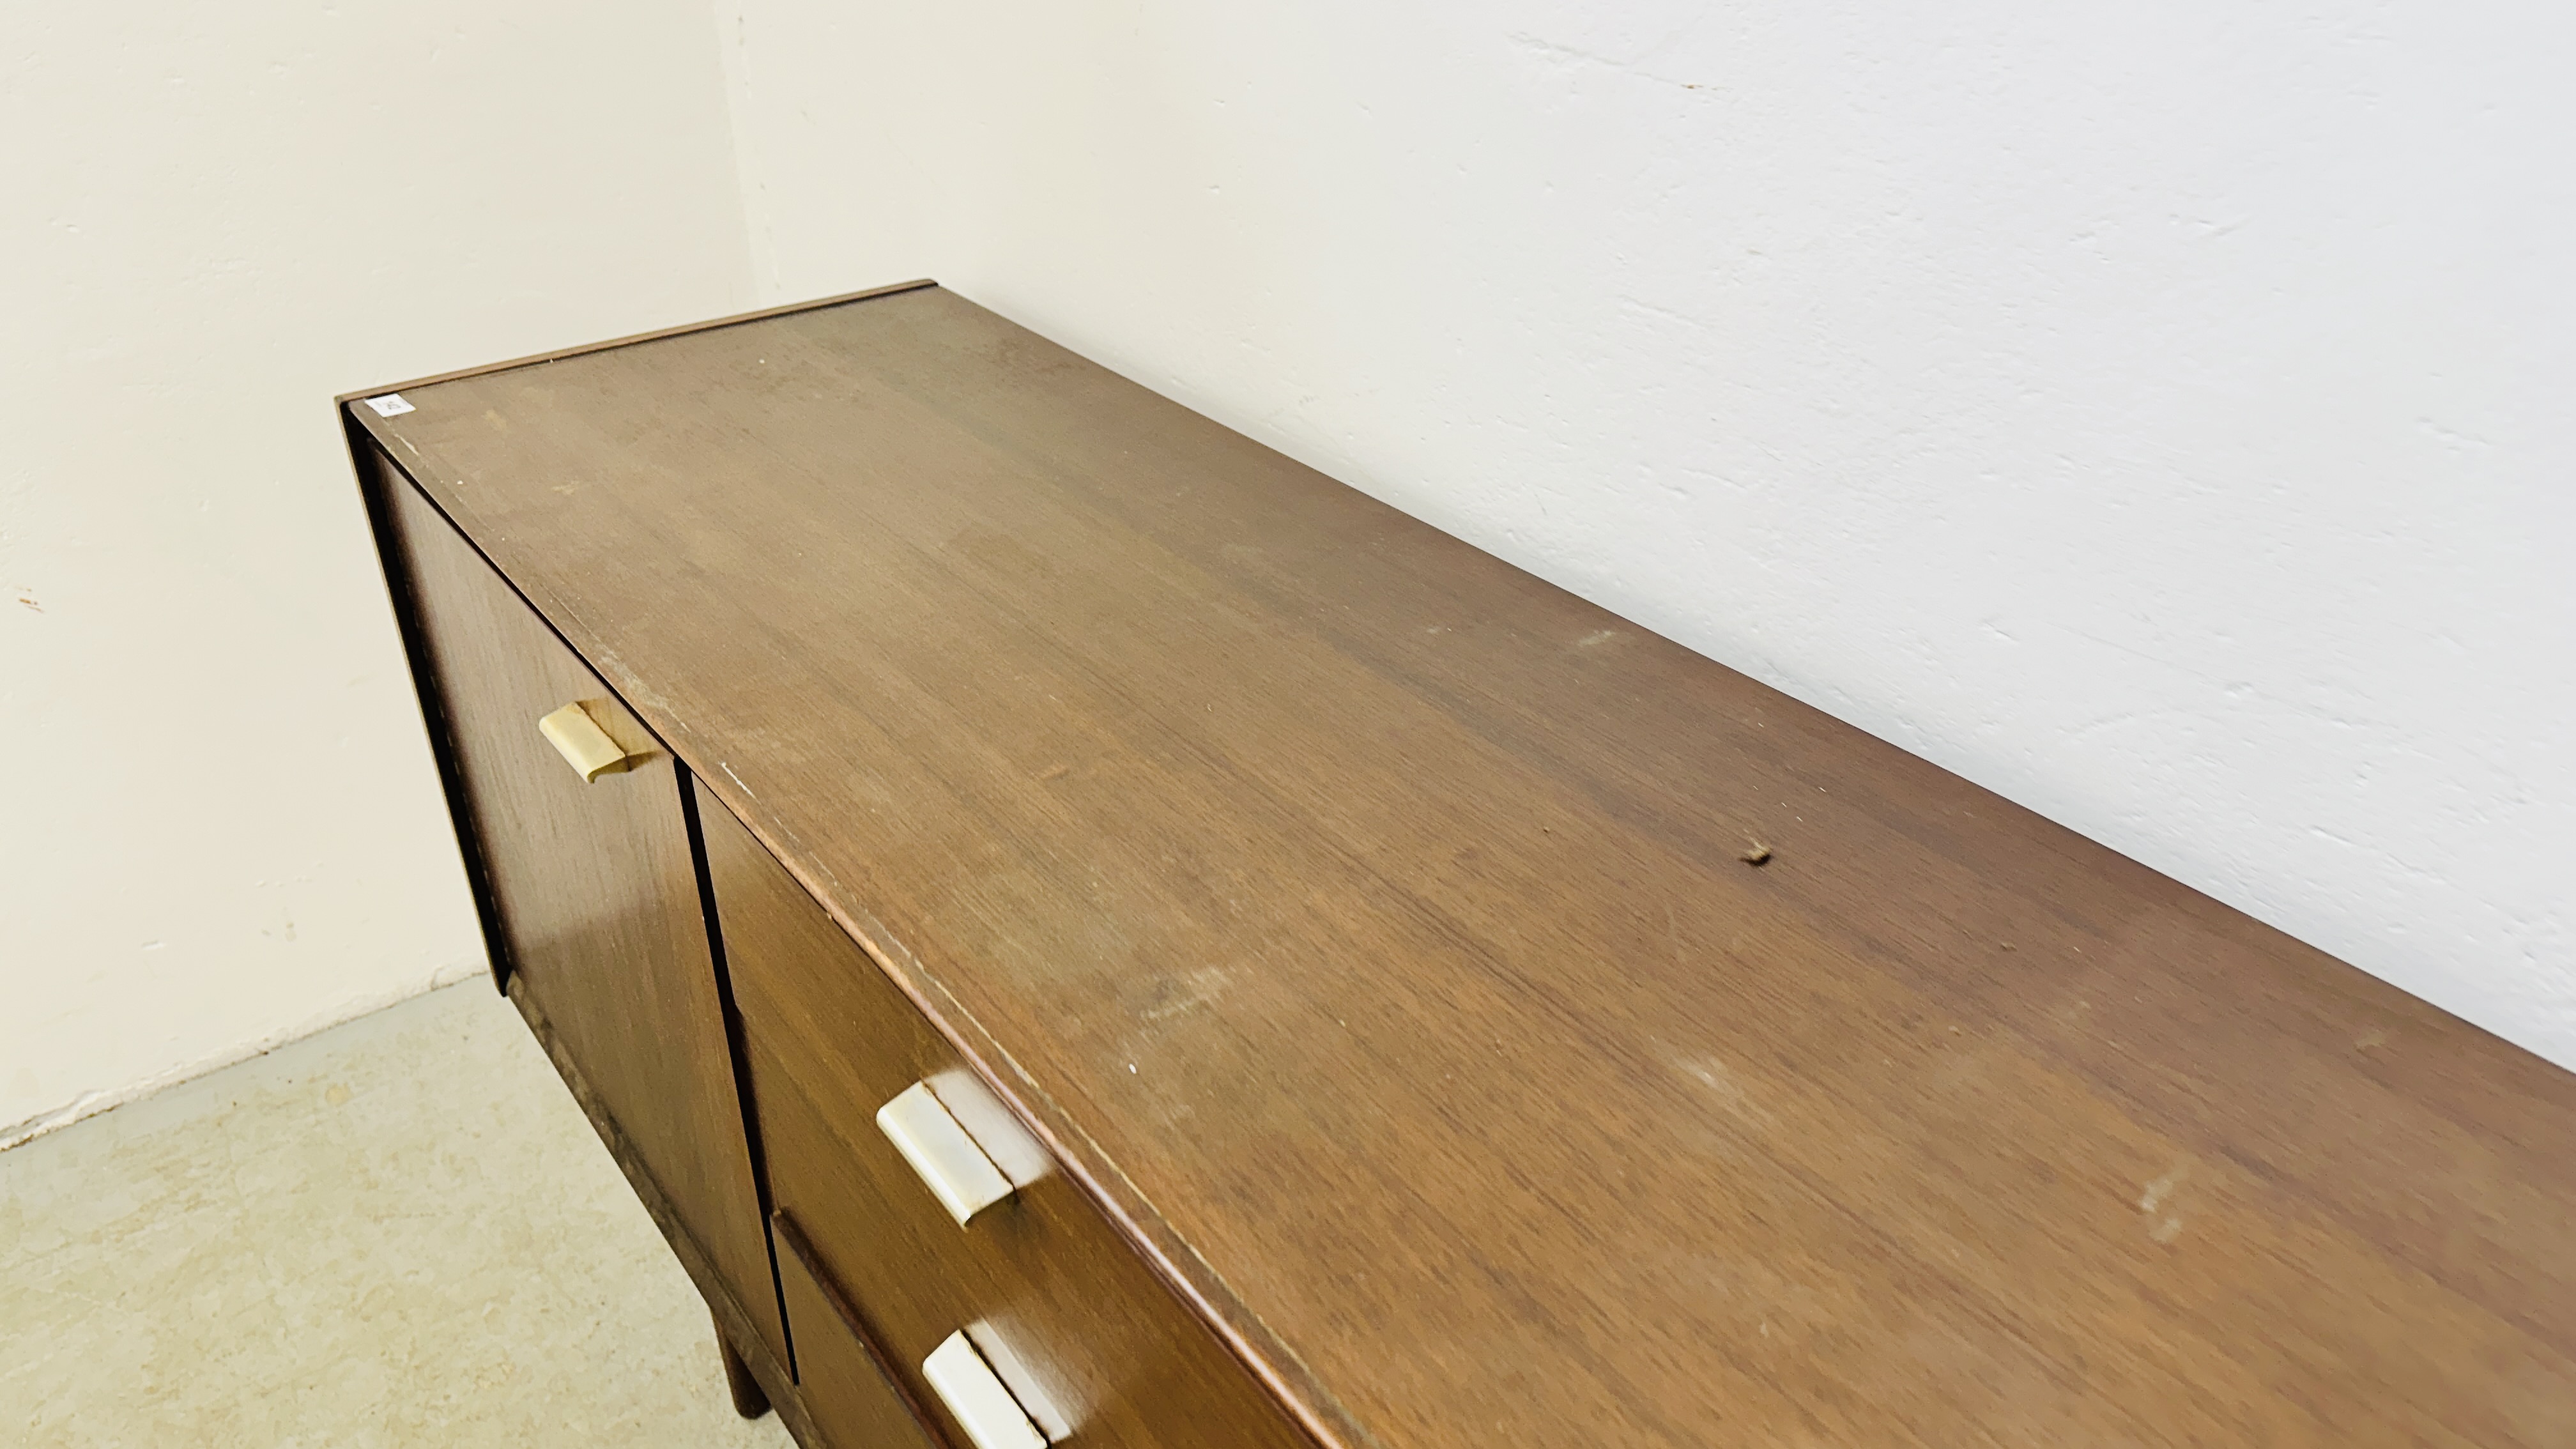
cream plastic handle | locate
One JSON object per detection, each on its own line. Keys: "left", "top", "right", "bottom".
{"left": 876, "top": 1082, "right": 1016, "bottom": 1226}
{"left": 923, "top": 1331, "right": 1051, "bottom": 1449}
{"left": 537, "top": 702, "right": 635, "bottom": 783}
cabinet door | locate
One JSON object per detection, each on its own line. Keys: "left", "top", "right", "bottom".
{"left": 369, "top": 450, "right": 785, "bottom": 1367}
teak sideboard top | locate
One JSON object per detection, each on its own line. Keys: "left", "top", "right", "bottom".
{"left": 349, "top": 282, "right": 2576, "bottom": 1448}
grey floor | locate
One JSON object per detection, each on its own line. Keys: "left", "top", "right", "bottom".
{"left": 1, "top": 979, "right": 795, "bottom": 1447}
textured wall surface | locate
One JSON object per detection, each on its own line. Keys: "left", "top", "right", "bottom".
{"left": 714, "top": 1, "right": 2572, "bottom": 1062}
{"left": 0, "top": 3, "right": 755, "bottom": 1145}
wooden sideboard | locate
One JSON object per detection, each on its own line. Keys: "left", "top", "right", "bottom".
{"left": 346, "top": 282, "right": 2576, "bottom": 1448}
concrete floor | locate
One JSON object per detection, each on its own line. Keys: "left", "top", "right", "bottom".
{"left": 0, "top": 979, "right": 796, "bottom": 1448}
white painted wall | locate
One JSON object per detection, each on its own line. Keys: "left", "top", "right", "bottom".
{"left": 0, "top": 4, "right": 755, "bottom": 1146}
{"left": 712, "top": 1, "right": 2573, "bottom": 1064}
{"left": 10, "top": 0, "right": 2564, "bottom": 1142}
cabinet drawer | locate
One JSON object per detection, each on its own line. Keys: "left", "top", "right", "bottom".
{"left": 367, "top": 451, "right": 784, "bottom": 1367}
{"left": 774, "top": 1211, "right": 944, "bottom": 1449}
{"left": 694, "top": 781, "right": 1309, "bottom": 1449}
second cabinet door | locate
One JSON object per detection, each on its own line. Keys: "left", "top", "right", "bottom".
{"left": 371, "top": 452, "right": 785, "bottom": 1367}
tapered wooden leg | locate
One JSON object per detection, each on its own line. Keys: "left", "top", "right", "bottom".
{"left": 717, "top": 1315, "right": 772, "bottom": 1420}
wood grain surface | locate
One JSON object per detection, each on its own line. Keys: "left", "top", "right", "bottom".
{"left": 352, "top": 284, "right": 2576, "bottom": 1448}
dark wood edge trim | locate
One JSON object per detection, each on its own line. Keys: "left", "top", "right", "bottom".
{"left": 347, "top": 424, "right": 514, "bottom": 996}
{"left": 509, "top": 973, "right": 823, "bottom": 1449}
{"left": 695, "top": 788, "right": 1356, "bottom": 1449}
{"left": 333, "top": 279, "right": 939, "bottom": 404}
{"left": 772, "top": 1209, "right": 959, "bottom": 1449}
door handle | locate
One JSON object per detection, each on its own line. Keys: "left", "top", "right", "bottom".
{"left": 536, "top": 702, "right": 639, "bottom": 782}
{"left": 876, "top": 1081, "right": 1018, "bottom": 1226}
{"left": 923, "top": 1330, "right": 1054, "bottom": 1449}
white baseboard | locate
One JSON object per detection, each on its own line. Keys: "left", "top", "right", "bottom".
{"left": 0, "top": 956, "right": 488, "bottom": 1153}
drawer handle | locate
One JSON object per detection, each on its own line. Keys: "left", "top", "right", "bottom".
{"left": 923, "top": 1330, "right": 1054, "bottom": 1449}
{"left": 535, "top": 702, "right": 638, "bottom": 782}
{"left": 876, "top": 1081, "right": 1016, "bottom": 1225}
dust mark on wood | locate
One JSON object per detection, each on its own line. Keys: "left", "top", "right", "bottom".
{"left": 1140, "top": 966, "right": 1235, "bottom": 1023}
{"left": 2139, "top": 1162, "right": 2191, "bottom": 1243}
{"left": 1662, "top": 1045, "right": 1775, "bottom": 1129}
{"left": 2139, "top": 1164, "right": 2186, "bottom": 1213}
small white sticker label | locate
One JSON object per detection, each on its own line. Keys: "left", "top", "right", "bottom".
{"left": 364, "top": 393, "right": 415, "bottom": 417}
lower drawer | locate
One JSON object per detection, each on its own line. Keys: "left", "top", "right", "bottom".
{"left": 774, "top": 1211, "right": 943, "bottom": 1449}
{"left": 696, "top": 781, "right": 1308, "bottom": 1449}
